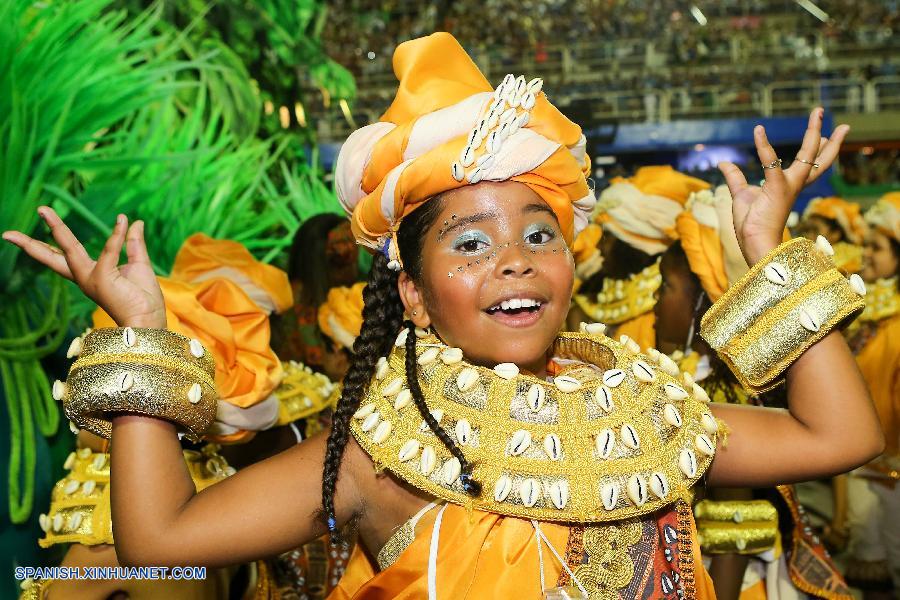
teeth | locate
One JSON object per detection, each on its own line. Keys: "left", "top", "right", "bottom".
{"left": 494, "top": 475, "right": 513, "bottom": 502}
{"left": 455, "top": 419, "right": 472, "bottom": 445}
{"left": 500, "top": 301, "right": 509, "bottom": 310}
{"left": 509, "top": 429, "right": 532, "bottom": 455}
{"left": 527, "top": 384, "right": 546, "bottom": 411}
{"left": 442, "top": 457, "right": 462, "bottom": 486}
{"left": 398, "top": 439, "right": 421, "bottom": 462}
{"left": 353, "top": 403, "right": 375, "bottom": 419}
{"left": 420, "top": 446, "right": 437, "bottom": 475}
{"left": 394, "top": 389, "right": 413, "bottom": 410}
{"left": 650, "top": 472, "right": 670, "bottom": 499}
{"left": 627, "top": 474, "right": 649, "bottom": 506}
{"left": 594, "top": 385, "right": 614, "bottom": 412}
{"left": 664, "top": 383, "right": 689, "bottom": 400}
{"left": 493, "top": 362, "right": 519, "bottom": 380}
{"left": 601, "top": 482, "right": 620, "bottom": 511}
{"left": 554, "top": 375, "right": 581, "bottom": 393}
{"left": 549, "top": 480, "right": 569, "bottom": 509}
{"left": 519, "top": 478, "right": 541, "bottom": 507}
{"left": 595, "top": 428, "right": 616, "bottom": 459}
{"left": 509, "top": 299, "right": 522, "bottom": 309}
{"left": 372, "top": 420, "right": 392, "bottom": 444}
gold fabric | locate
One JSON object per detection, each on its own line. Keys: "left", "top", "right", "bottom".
{"left": 859, "top": 277, "right": 900, "bottom": 323}
{"left": 832, "top": 241, "right": 863, "bottom": 274}
{"left": 573, "top": 260, "right": 661, "bottom": 325}
{"left": 700, "top": 238, "right": 866, "bottom": 392}
{"left": 63, "top": 327, "right": 217, "bottom": 440}
{"left": 694, "top": 499, "right": 779, "bottom": 555}
{"left": 275, "top": 360, "right": 338, "bottom": 426}
{"left": 350, "top": 330, "right": 718, "bottom": 523}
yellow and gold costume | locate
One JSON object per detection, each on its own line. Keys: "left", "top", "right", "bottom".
{"left": 801, "top": 196, "right": 866, "bottom": 273}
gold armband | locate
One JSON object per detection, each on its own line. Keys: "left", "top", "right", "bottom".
{"left": 60, "top": 327, "right": 217, "bottom": 440}
{"left": 694, "top": 499, "right": 779, "bottom": 555}
{"left": 700, "top": 237, "right": 865, "bottom": 392}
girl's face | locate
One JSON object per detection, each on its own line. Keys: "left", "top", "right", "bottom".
{"left": 654, "top": 248, "right": 699, "bottom": 355}
{"left": 399, "top": 181, "right": 574, "bottom": 377}
{"left": 798, "top": 215, "right": 843, "bottom": 244}
{"left": 862, "top": 230, "right": 900, "bottom": 282}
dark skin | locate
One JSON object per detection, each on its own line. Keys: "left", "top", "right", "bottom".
{"left": 797, "top": 214, "right": 845, "bottom": 245}
{"left": 2, "top": 109, "right": 884, "bottom": 572}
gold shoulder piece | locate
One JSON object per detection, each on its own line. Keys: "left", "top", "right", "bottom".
{"left": 574, "top": 260, "right": 660, "bottom": 324}
{"left": 351, "top": 331, "right": 718, "bottom": 523}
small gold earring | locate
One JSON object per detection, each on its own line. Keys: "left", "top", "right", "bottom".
{"left": 412, "top": 310, "right": 418, "bottom": 317}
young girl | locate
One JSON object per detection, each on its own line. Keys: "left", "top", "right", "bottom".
{"left": 796, "top": 196, "right": 866, "bottom": 273}
{"left": 4, "top": 33, "right": 883, "bottom": 599}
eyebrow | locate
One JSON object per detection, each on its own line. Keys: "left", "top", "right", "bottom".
{"left": 437, "top": 211, "right": 497, "bottom": 241}
{"left": 523, "top": 202, "right": 558, "bottom": 222}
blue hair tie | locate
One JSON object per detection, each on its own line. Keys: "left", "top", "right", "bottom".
{"left": 327, "top": 516, "right": 337, "bottom": 532}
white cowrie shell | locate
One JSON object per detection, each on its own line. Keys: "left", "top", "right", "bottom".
{"left": 849, "top": 273, "right": 866, "bottom": 296}
{"left": 64, "top": 479, "right": 80, "bottom": 495}
{"left": 353, "top": 403, "right": 375, "bottom": 420}
{"left": 456, "top": 367, "right": 479, "bottom": 392}
{"left": 417, "top": 347, "right": 440, "bottom": 366}
{"left": 63, "top": 452, "right": 76, "bottom": 470}
{"left": 692, "top": 383, "right": 711, "bottom": 403}
{"left": 360, "top": 412, "right": 380, "bottom": 432}
{"left": 632, "top": 360, "right": 656, "bottom": 383}
{"left": 81, "top": 479, "right": 96, "bottom": 495}
{"left": 701, "top": 413, "right": 719, "bottom": 435}
{"left": 650, "top": 472, "right": 670, "bottom": 499}
{"left": 658, "top": 354, "right": 681, "bottom": 377}
{"left": 187, "top": 383, "right": 202, "bottom": 404}
{"left": 467, "top": 167, "right": 485, "bottom": 185}
{"left": 415, "top": 326, "right": 430, "bottom": 337}
{"left": 39, "top": 513, "right": 51, "bottom": 532}
{"left": 695, "top": 433, "right": 716, "bottom": 456}
{"left": 519, "top": 478, "right": 540, "bottom": 507}
{"left": 527, "top": 77, "right": 543, "bottom": 93}
{"left": 799, "top": 307, "right": 822, "bottom": 332}
{"left": 52, "top": 380, "right": 66, "bottom": 401}
{"left": 486, "top": 131, "right": 502, "bottom": 154}
{"left": 398, "top": 439, "right": 421, "bottom": 462}
{"left": 477, "top": 118, "right": 491, "bottom": 139}
{"left": 387, "top": 260, "right": 402, "bottom": 272}
{"left": 733, "top": 510, "right": 744, "bottom": 523}
{"left": 69, "top": 421, "right": 80, "bottom": 434}
{"left": 373, "top": 420, "right": 392, "bottom": 444}
{"left": 395, "top": 328, "right": 409, "bottom": 347}
{"left": 679, "top": 449, "right": 698, "bottom": 478}
{"left": 92, "top": 454, "right": 106, "bottom": 470}
{"left": 594, "top": 385, "right": 614, "bottom": 412}
{"left": 123, "top": 327, "right": 137, "bottom": 347}
{"left": 455, "top": 419, "right": 472, "bottom": 445}
{"left": 223, "top": 466, "right": 237, "bottom": 477}
{"left": 497, "top": 121, "right": 512, "bottom": 141}
{"left": 66, "top": 337, "right": 83, "bottom": 359}
{"left": 601, "top": 482, "right": 620, "bottom": 510}
{"left": 52, "top": 513, "right": 64, "bottom": 532}
{"left": 647, "top": 347, "right": 661, "bottom": 361}
{"left": 419, "top": 409, "right": 445, "bottom": 432}
{"left": 514, "top": 75, "right": 527, "bottom": 96}
{"left": 516, "top": 111, "right": 530, "bottom": 128}
{"left": 189, "top": 339, "right": 204, "bottom": 358}
{"left": 521, "top": 92, "right": 536, "bottom": 110}
{"left": 118, "top": 372, "right": 134, "bottom": 393}
{"left": 554, "top": 375, "right": 581, "bottom": 393}
{"left": 441, "top": 347, "right": 463, "bottom": 364}
{"left": 393, "top": 389, "right": 413, "bottom": 411}
{"left": 476, "top": 153, "right": 495, "bottom": 171}
{"left": 493, "top": 362, "right": 519, "bottom": 380}
{"left": 627, "top": 474, "right": 649, "bottom": 506}
{"left": 77, "top": 447, "right": 92, "bottom": 459}
{"left": 549, "top": 480, "right": 570, "bottom": 509}
{"left": 460, "top": 145, "right": 476, "bottom": 168}
{"left": 486, "top": 110, "right": 499, "bottom": 130}
{"left": 595, "top": 428, "right": 616, "bottom": 459}
{"left": 544, "top": 433, "right": 563, "bottom": 460}
{"left": 583, "top": 321, "right": 607, "bottom": 336}
{"left": 375, "top": 357, "right": 390, "bottom": 380}
{"left": 735, "top": 537, "right": 747, "bottom": 551}
{"left": 664, "top": 383, "right": 689, "bottom": 401}
{"left": 526, "top": 384, "right": 546, "bottom": 411}
{"left": 494, "top": 475, "right": 513, "bottom": 502}
{"left": 683, "top": 371, "right": 695, "bottom": 388}
{"left": 603, "top": 369, "right": 626, "bottom": 388}
{"left": 420, "top": 446, "right": 437, "bottom": 475}
{"left": 663, "top": 403, "right": 683, "bottom": 428}
{"left": 620, "top": 424, "right": 640, "bottom": 450}
{"left": 621, "top": 335, "right": 641, "bottom": 354}
{"left": 67, "top": 513, "right": 83, "bottom": 531}
{"left": 764, "top": 262, "right": 790, "bottom": 286}
{"left": 442, "top": 457, "right": 462, "bottom": 486}
{"left": 509, "top": 429, "right": 532, "bottom": 455}
{"left": 382, "top": 377, "right": 403, "bottom": 397}
{"left": 816, "top": 235, "right": 835, "bottom": 256}
{"left": 451, "top": 161, "right": 465, "bottom": 182}
{"left": 500, "top": 107, "right": 517, "bottom": 124}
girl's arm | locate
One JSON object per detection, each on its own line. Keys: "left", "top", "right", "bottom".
{"left": 707, "top": 108, "right": 884, "bottom": 486}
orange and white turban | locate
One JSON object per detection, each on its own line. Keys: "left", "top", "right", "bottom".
{"left": 318, "top": 282, "right": 366, "bottom": 351}
{"left": 865, "top": 192, "right": 900, "bottom": 242}
{"left": 674, "top": 186, "right": 749, "bottom": 302}
{"left": 596, "top": 166, "right": 710, "bottom": 256}
{"left": 334, "top": 33, "right": 595, "bottom": 268}
{"left": 802, "top": 196, "right": 867, "bottom": 244}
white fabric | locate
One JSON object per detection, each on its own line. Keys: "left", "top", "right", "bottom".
{"left": 212, "top": 394, "right": 280, "bottom": 432}
{"left": 599, "top": 182, "right": 683, "bottom": 255}
{"left": 327, "top": 314, "right": 358, "bottom": 351}
{"left": 427, "top": 503, "right": 449, "bottom": 600}
{"left": 335, "top": 122, "right": 396, "bottom": 214}
{"left": 189, "top": 267, "right": 279, "bottom": 314}
{"left": 404, "top": 92, "right": 492, "bottom": 160}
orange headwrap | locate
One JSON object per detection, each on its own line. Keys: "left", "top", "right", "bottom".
{"left": 93, "top": 234, "right": 292, "bottom": 443}
{"left": 596, "top": 166, "right": 710, "bottom": 256}
{"left": 334, "top": 33, "right": 595, "bottom": 258}
{"left": 318, "top": 282, "right": 366, "bottom": 351}
{"left": 674, "top": 186, "right": 749, "bottom": 302}
{"left": 865, "top": 192, "right": 900, "bottom": 242}
{"left": 802, "top": 196, "right": 867, "bottom": 244}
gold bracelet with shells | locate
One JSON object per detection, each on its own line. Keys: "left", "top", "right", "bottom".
{"left": 694, "top": 499, "right": 779, "bottom": 555}
{"left": 57, "top": 327, "right": 217, "bottom": 440}
{"left": 700, "top": 237, "right": 866, "bottom": 393}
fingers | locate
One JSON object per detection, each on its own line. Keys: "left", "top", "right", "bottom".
{"left": 718, "top": 161, "right": 749, "bottom": 197}
{"left": 95, "top": 214, "right": 128, "bottom": 274}
{"left": 38, "top": 206, "right": 94, "bottom": 282}
{"left": 125, "top": 221, "right": 152, "bottom": 266}
{"left": 1, "top": 231, "right": 75, "bottom": 280}
{"left": 785, "top": 108, "right": 824, "bottom": 186}
{"left": 810, "top": 124, "right": 850, "bottom": 178}
{"left": 754, "top": 125, "right": 787, "bottom": 193}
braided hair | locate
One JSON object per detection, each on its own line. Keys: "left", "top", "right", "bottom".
{"left": 319, "top": 197, "right": 480, "bottom": 539}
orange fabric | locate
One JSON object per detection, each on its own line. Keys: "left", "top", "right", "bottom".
{"left": 629, "top": 165, "right": 711, "bottom": 205}
{"left": 318, "top": 282, "right": 366, "bottom": 350}
{"left": 331, "top": 504, "right": 715, "bottom": 599}
{"left": 617, "top": 310, "right": 657, "bottom": 352}
{"left": 803, "top": 197, "right": 867, "bottom": 244}
{"left": 346, "top": 32, "right": 591, "bottom": 247}
{"left": 572, "top": 224, "right": 602, "bottom": 265}
{"left": 856, "top": 314, "right": 900, "bottom": 454}
{"left": 171, "top": 233, "right": 293, "bottom": 314}
{"left": 676, "top": 211, "right": 729, "bottom": 302}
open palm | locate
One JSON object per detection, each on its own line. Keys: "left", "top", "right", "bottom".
{"left": 719, "top": 108, "right": 850, "bottom": 265}
{"left": 2, "top": 207, "right": 165, "bottom": 329}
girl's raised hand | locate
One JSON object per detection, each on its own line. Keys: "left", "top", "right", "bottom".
{"left": 719, "top": 107, "right": 850, "bottom": 264}
{"left": 2, "top": 207, "right": 165, "bottom": 328}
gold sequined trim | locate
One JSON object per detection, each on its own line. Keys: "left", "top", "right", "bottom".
{"left": 573, "top": 260, "right": 660, "bottom": 325}
{"left": 694, "top": 499, "right": 778, "bottom": 554}
{"left": 859, "top": 277, "right": 899, "bottom": 323}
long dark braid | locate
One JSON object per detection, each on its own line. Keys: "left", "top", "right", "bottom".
{"left": 403, "top": 320, "right": 482, "bottom": 496}
{"left": 320, "top": 196, "right": 479, "bottom": 536}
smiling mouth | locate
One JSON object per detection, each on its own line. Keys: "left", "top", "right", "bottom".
{"left": 484, "top": 297, "right": 546, "bottom": 327}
